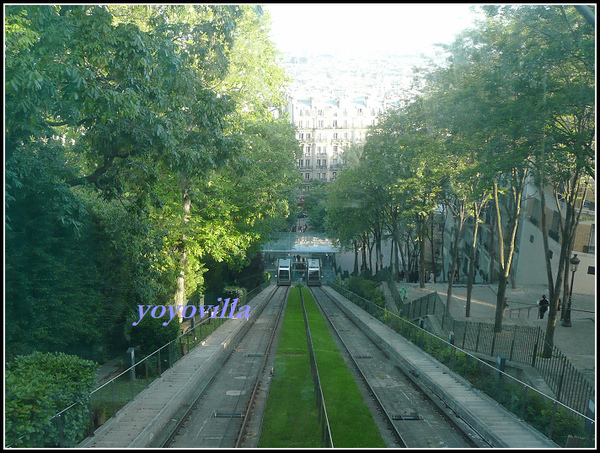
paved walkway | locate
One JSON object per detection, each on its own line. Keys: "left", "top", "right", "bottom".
{"left": 323, "top": 286, "right": 559, "bottom": 448}
{"left": 392, "top": 281, "right": 596, "bottom": 388}
{"left": 79, "top": 287, "right": 276, "bottom": 448}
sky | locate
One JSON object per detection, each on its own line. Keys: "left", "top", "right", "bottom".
{"left": 265, "top": 3, "right": 482, "bottom": 57}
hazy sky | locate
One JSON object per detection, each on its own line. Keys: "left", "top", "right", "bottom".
{"left": 265, "top": 3, "right": 482, "bottom": 56}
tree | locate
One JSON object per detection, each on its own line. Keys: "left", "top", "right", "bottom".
{"left": 5, "top": 5, "right": 300, "bottom": 359}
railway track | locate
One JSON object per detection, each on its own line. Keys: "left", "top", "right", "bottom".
{"left": 309, "top": 286, "right": 493, "bottom": 448}
{"left": 150, "top": 285, "right": 288, "bottom": 448}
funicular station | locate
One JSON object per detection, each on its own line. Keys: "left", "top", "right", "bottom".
{"left": 261, "top": 233, "right": 338, "bottom": 285}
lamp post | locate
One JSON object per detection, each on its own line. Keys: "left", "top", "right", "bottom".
{"left": 561, "top": 254, "right": 580, "bottom": 327}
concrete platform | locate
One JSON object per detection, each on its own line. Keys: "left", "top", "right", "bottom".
{"left": 78, "top": 285, "right": 277, "bottom": 448}
{"left": 323, "top": 285, "right": 559, "bottom": 448}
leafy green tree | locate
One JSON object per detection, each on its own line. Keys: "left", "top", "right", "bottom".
{"left": 326, "top": 166, "right": 370, "bottom": 275}
{"left": 303, "top": 179, "right": 329, "bottom": 232}
{"left": 5, "top": 5, "right": 299, "bottom": 362}
{"left": 498, "top": 5, "right": 596, "bottom": 355}
{"left": 5, "top": 352, "right": 97, "bottom": 447}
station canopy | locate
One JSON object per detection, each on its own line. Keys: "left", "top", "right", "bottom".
{"left": 261, "top": 233, "right": 339, "bottom": 254}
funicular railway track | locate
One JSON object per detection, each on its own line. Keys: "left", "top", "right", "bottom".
{"left": 152, "top": 285, "right": 288, "bottom": 448}
{"left": 309, "top": 286, "right": 493, "bottom": 448}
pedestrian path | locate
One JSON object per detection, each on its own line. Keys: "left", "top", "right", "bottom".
{"left": 323, "top": 286, "right": 559, "bottom": 448}
{"left": 393, "top": 281, "right": 596, "bottom": 388}
{"left": 78, "top": 286, "right": 276, "bottom": 448}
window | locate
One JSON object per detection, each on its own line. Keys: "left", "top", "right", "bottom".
{"left": 333, "top": 132, "right": 338, "bottom": 139}
{"left": 333, "top": 120, "right": 338, "bottom": 128}
{"left": 304, "top": 173, "right": 310, "bottom": 180}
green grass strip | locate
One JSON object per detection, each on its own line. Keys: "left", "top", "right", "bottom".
{"left": 258, "top": 287, "right": 321, "bottom": 448}
{"left": 302, "top": 287, "right": 386, "bottom": 448}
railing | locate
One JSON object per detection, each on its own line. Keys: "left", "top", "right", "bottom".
{"left": 329, "top": 281, "right": 595, "bottom": 447}
{"left": 398, "top": 290, "right": 594, "bottom": 416}
{"left": 10, "top": 281, "right": 272, "bottom": 448}
{"left": 507, "top": 304, "right": 539, "bottom": 319}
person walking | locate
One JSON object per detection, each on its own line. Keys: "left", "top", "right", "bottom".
{"left": 538, "top": 295, "right": 549, "bottom": 319}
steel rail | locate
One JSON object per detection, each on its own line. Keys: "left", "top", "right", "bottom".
{"left": 312, "top": 286, "right": 493, "bottom": 448}
{"left": 299, "top": 286, "right": 334, "bottom": 448}
{"left": 309, "top": 286, "right": 408, "bottom": 447}
{"left": 234, "top": 285, "right": 288, "bottom": 447}
{"left": 157, "top": 284, "right": 286, "bottom": 448}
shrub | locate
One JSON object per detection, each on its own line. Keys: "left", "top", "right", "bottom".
{"left": 345, "top": 276, "right": 386, "bottom": 308}
{"left": 222, "top": 286, "right": 247, "bottom": 303}
{"left": 5, "top": 352, "right": 97, "bottom": 447}
{"left": 127, "top": 310, "right": 180, "bottom": 354}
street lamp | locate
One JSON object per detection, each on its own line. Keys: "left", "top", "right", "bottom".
{"left": 561, "top": 254, "right": 580, "bottom": 327}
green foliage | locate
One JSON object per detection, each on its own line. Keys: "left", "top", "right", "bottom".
{"left": 4, "top": 4, "right": 297, "bottom": 366}
{"left": 5, "top": 352, "right": 97, "bottom": 447}
{"left": 222, "top": 286, "right": 247, "bottom": 303}
{"left": 303, "top": 180, "right": 328, "bottom": 232}
{"left": 345, "top": 276, "right": 386, "bottom": 308}
{"left": 127, "top": 310, "right": 180, "bottom": 354}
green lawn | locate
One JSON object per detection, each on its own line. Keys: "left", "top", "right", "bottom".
{"left": 259, "top": 286, "right": 386, "bottom": 448}
{"left": 302, "top": 286, "right": 387, "bottom": 448}
{"left": 258, "top": 287, "right": 321, "bottom": 447}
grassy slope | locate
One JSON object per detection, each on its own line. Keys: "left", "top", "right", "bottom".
{"left": 302, "top": 286, "right": 386, "bottom": 448}
{"left": 258, "top": 287, "right": 320, "bottom": 447}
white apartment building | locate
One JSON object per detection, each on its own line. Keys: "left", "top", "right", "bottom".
{"left": 284, "top": 95, "right": 395, "bottom": 185}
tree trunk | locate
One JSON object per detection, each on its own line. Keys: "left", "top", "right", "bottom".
{"left": 419, "top": 215, "right": 426, "bottom": 288}
{"left": 176, "top": 173, "right": 192, "bottom": 323}
{"left": 492, "top": 172, "right": 526, "bottom": 333}
{"left": 353, "top": 240, "right": 359, "bottom": 275}
{"left": 466, "top": 202, "right": 483, "bottom": 317}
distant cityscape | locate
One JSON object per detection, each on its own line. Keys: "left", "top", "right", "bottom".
{"left": 278, "top": 51, "right": 434, "bottom": 185}
{"left": 279, "top": 51, "right": 432, "bottom": 101}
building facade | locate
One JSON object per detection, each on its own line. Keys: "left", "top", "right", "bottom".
{"left": 434, "top": 177, "right": 595, "bottom": 296}
{"left": 284, "top": 95, "right": 394, "bottom": 185}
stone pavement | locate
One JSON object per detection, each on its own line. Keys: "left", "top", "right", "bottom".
{"left": 392, "top": 281, "right": 596, "bottom": 388}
